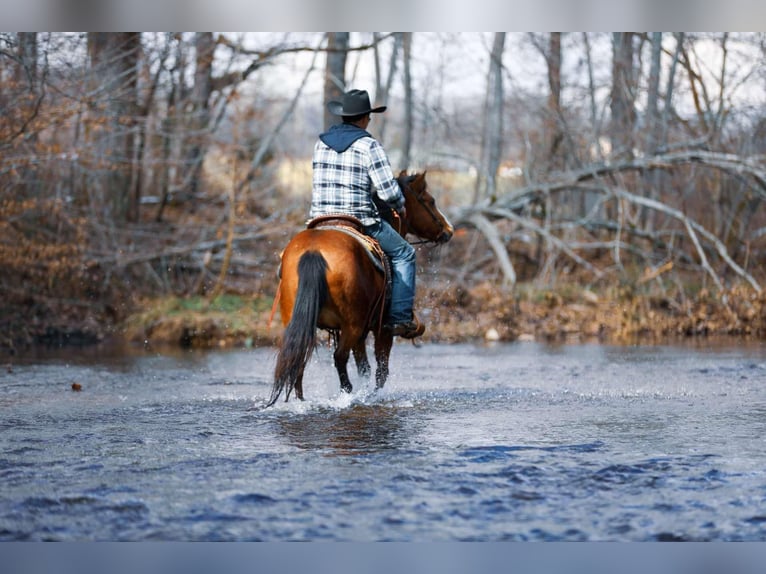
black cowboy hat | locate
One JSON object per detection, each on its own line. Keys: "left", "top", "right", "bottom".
{"left": 327, "top": 89, "right": 387, "bottom": 116}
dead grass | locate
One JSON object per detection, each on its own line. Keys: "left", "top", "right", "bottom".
{"left": 121, "top": 294, "right": 280, "bottom": 349}
{"left": 418, "top": 280, "right": 766, "bottom": 345}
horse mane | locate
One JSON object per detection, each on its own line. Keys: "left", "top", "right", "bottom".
{"left": 373, "top": 172, "right": 418, "bottom": 226}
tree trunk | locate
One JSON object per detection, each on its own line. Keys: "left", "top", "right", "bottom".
{"left": 12, "top": 33, "right": 40, "bottom": 192}
{"left": 156, "top": 35, "right": 187, "bottom": 222}
{"left": 184, "top": 32, "right": 215, "bottom": 205}
{"left": 87, "top": 32, "right": 141, "bottom": 223}
{"left": 645, "top": 33, "right": 663, "bottom": 155}
{"left": 610, "top": 32, "right": 636, "bottom": 159}
{"left": 660, "top": 33, "right": 684, "bottom": 149}
{"left": 546, "top": 32, "right": 563, "bottom": 169}
{"left": 400, "top": 32, "right": 414, "bottom": 170}
{"left": 377, "top": 33, "right": 402, "bottom": 143}
{"left": 323, "top": 33, "right": 349, "bottom": 131}
{"left": 582, "top": 33, "right": 600, "bottom": 144}
{"left": 474, "top": 32, "right": 505, "bottom": 204}
{"left": 643, "top": 32, "right": 663, "bottom": 229}
{"left": 16, "top": 33, "right": 38, "bottom": 88}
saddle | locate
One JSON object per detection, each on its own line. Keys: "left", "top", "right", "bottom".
{"left": 270, "top": 216, "right": 393, "bottom": 332}
{"left": 306, "top": 215, "right": 389, "bottom": 276}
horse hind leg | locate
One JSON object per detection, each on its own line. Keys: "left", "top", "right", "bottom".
{"left": 293, "top": 368, "right": 305, "bottom": 401}
{"left": 373, "top": 329, "right": 394, "bottom": 389}
{"left": 334, "top": 349, "right": 353, "bottom": 394}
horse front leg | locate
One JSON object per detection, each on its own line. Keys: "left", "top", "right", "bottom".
{"left": 373, "top": 329, "right": 394, "bottom": 389}
{"left": 352, "top": 336, "right": 371, "bottom": 379}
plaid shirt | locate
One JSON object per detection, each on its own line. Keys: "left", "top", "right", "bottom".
{"left": 310, "top": 134, "right": 404, "bottom": 226}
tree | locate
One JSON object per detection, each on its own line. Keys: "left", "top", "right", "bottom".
{"left": 610, "top": 32, "right": 637, "bottom": 158}
{"left": 400, "top": 33, "right": 414, "bottom": 170}
{"left": 87, "top": 33, "right": 141, "bottom": 223}
{"left": 643, "top": 32, "right": 664, "bottom": 230}
{"left": 16, "top": 33, "right": 37, "bottom": 88}
{"left": 474, "top": 32, "right": 505, "bottom": 204}
{"left": 184, "top": 32, "right": 215, "bottom": 206}
{"left": 546, "top": 33, "right": 563, "bottom": 169}
{"left": 373, "top": 32, "right": 402, "bottom": 143}
{"left": 323, "top": 33, "right": 349, "bottom": 130}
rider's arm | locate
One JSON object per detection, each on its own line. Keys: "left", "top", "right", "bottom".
{"left": 367, "top": 140, "right": 405, "bottom": 212}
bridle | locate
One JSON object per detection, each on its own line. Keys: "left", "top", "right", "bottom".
{"left": 394, "top": 178, "right": 447, "bottom": 245}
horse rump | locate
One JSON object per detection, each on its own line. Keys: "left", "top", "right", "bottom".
{"left": 267, "top": 250, "right": 329, "bottom": 406}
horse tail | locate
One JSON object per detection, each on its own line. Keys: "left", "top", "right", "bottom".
{"left": 267, "top": 250, "right": 329, "bottom": 407}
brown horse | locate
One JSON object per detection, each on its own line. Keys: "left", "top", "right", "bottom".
{"left": 267, "top": 171, "right": 453, "bottom": 406}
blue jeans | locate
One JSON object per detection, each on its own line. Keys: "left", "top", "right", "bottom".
{"left": 364, "top": 220, "right": 416, "bottom": 324}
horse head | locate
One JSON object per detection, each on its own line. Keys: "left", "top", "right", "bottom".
{"left": 395, "top": 171, "right": 454, "bottom": 244}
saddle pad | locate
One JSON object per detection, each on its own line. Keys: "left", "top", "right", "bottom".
{"left": 314, "top": 224, "right": 387, "bottom": 274}
{"left": 305, "top": 216, "right": 388, "bottom": 274}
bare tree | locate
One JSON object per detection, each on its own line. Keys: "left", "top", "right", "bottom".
{"left": 474, "top": 32, "right": 505, "bottom": 204}
{"left": 323, "top": 33, "right": 349, "bottom": 130}
{"left": 400, "top": 32, "right": 414, "bottom": 170}
{"left": 16, "top": 33, "right": 37, "bottom": 88}
{"left": 642, "top": 32, "right": 664, "bottom": 230}
{"left": 645, "top": 33, "right": 663, "bottom": 156}
{"left": 610, "top": 32, "right": 637, "bottom": 158}
{"left": 376, "top": 32, "right": 402, "bottom": 143}
{"left": 183, "top": 32, "right": 215, "bottom": 206}
{"left": 87, "top": 33, "right": 141, "bottom": 223}
{"left": 546, "top": 33, "right": 563, "bottom": 168}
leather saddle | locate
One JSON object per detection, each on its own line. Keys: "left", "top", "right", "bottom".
{"left": 306, "top": 215, "right": 388, "bottom": 275}
{"left": 271, "top": 215, "right": 393, "bottom": 331}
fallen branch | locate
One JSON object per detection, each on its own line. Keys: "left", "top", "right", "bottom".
{"left": 485, "top": 206, "right": 605, "bottom": 279}
{"left": 463, "top": 212, "right": 517, "bottom": 288}
{"left": 487, "top": 150, "right": 766, "bottom": 212}
{"left": 452, "top": 149, "right": 763, "bottom": 294}
{"left": 86, "top": 224, "right": 294, "bottom": 269}
{"left": 612, "top": 186, "right": 761, "bottom": 293}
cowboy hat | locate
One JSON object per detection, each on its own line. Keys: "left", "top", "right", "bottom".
{"left": 327, "top": 89, "right": 387, "bottom": 116}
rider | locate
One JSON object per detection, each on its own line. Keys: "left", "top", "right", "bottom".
{"left": 310, "top": 89, "right": 424, "bottom": 339}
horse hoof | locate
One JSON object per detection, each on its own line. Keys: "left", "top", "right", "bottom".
{"left": 341, "top": 384, "right": 353, "bottom": 394}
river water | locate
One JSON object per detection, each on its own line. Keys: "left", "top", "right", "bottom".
{"left": 1, "top": 340, "right": 766, "bottom": 541}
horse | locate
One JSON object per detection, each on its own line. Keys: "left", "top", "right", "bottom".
{"left": 266, "top": 171, "right": 453, "bottom": 406}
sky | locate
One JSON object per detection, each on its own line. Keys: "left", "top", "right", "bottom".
{"left": 240, "top": 33, "right": 612, "bottom": 106}
{"left": 235, "top": 32, "right": 764, "bottom": 124}
{"left": 3, "top": 0, "right": 766, "bottom": 32}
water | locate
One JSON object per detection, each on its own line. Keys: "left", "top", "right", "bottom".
{"left": 2, "top": 341, "right": 766, "bottom": 541}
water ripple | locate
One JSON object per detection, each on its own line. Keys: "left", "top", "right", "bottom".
{"left": 2, "top": 343, "right": 766, "bottom": 540}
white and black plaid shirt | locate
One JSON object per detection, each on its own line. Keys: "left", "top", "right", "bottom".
{"left": 310, "top": 135, "right": 404, "bottom": 226}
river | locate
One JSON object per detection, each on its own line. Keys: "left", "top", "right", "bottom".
{"left": 1, "top": 340, "right": 765, "bottom": 541}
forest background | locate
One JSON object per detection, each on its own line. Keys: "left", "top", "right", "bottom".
{"left": 2, "top": 31, "right": 766, "bottom": 353}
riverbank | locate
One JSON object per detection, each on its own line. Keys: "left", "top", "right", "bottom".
{"left": 4, "top": 281, "right": 764, "bottom": 356}
{"left": 118, "top": 282, "right": 766, "bottom": 350}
